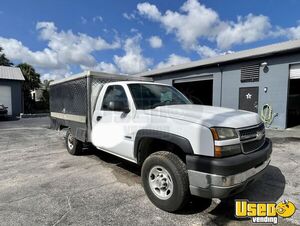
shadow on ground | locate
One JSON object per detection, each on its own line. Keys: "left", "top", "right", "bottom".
{"left": 208, "top": 165, "right": 285, "bottom": 224}
{"left": 0, "top": 116, "right": 19, "bottom": 122}
{"left": 81, "top": 146, "right": 141, "bottom": 186}
{"left": 78, "top": 146, "right": 286, "bottom": 222}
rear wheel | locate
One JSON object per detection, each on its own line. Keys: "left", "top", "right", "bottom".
{"left": 141, "top": 151, "right": 190, "bottom": 212}
{"left": 66, "top": 130, "right": 82, "bottom": 155}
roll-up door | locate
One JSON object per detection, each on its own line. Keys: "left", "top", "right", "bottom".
{"left": 290, "top": 64, "right": 300, "bottom": 79}
{"left": 0, "top": 85, "right": 12, "bottom": 115}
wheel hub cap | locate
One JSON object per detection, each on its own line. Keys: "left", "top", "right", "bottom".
{"left": 67, "top": 133, "right": 74, "bottom": 150}
{"left": 148, "top": 166, "right": 173, "bottom": 200}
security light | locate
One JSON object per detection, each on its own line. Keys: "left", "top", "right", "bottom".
{"left": 261, "top": 62, "right": 269, "bottom": 73}
{"left": 261, "top": 62, "right": 268, "bottom": 67}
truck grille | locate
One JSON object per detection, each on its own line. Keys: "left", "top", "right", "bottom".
{"left": 238, "top": 123, "right": 265, "bottom": 154}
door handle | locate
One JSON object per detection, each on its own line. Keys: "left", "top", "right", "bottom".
{"left": 96, "top": 116, "right": 102, "bottom": 121}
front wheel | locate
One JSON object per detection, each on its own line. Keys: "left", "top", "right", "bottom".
{"left": 66, "top": 130, "right": 82, "bottom": 155}
{"left": 141, "top": 151, "right": 190, "bottom": 212}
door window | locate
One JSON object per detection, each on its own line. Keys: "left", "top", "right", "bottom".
{"left": 101, "top": 85, "right": 129, "bottom": 111}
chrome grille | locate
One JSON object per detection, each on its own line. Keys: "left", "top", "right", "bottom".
{"left": 238, "top": 123, "right": 265, "bottom": 153}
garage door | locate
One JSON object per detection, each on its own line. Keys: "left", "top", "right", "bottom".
{"left": 0, "top": 85, "right": 12, "bottom": 115}
{"left": 173, "top": 79, "right": 213, "bottom": 105}
{"left": 173, "top": 75, "right": 213, "bottom": 84}
{"left": 290, "top": 64, "right": 300, "bottom": 79}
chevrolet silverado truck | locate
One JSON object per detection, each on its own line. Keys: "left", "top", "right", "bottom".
{"left": 50, "top": 71, "right": 272, "bottom": 212}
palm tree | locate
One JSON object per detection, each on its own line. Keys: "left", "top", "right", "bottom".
{"left": 18, "top": 63, "right": 41, "bottom": 113}
{"left": 41, "top": 79, "right": 54, "bottom": 111}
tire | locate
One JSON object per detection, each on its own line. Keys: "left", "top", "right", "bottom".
{"left": 141, "top": 151, "right": 190, "bottom": 212}
{"left": 65, "top": 130, "right": 82, "bottom": 155}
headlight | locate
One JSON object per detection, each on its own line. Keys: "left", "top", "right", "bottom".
{"left": 210, "top": 127, "right": 238, "bottom": 140}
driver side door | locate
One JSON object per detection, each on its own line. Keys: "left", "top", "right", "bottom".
{"left": 92, "top": 85, "right": 136, "bottom": 161}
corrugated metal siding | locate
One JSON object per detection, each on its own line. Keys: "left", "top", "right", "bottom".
{"left": 0, "top": 66, "right": 25, "bottom": 81}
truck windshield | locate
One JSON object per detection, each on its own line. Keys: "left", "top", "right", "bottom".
{"left": 128, "top": 83, "right": 191, "bottom": 110}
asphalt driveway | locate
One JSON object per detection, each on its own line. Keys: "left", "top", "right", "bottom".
{"left": 0, "top": 117, "right": 299, "bottom": 225}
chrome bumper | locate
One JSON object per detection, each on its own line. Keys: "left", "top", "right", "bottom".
{"left": 188, "top": 157, "right": 271, "bottom": 198}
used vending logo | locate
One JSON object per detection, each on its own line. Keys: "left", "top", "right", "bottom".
{"left": 235, "top": 199, "right": 296, "bottom": 224}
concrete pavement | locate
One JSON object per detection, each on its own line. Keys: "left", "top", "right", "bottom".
{"left": 0, "top": 117, "right": 299, "bottom": 225}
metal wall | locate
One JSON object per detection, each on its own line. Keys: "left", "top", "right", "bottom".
{"left": 150, "top": 52, "right": 300, "bottom": 129}
{"left": 0, "top": 79, "right": 23, "bottom": 117}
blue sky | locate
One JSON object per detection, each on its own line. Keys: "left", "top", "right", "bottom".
{"left": 0, "top": 0, "right": 299, "bottom": 80}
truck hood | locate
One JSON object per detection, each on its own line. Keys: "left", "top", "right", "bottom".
{"left": 144, "top": 104, "right": 261, "bottom": 128}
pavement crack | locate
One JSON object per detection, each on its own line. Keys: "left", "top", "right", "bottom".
{"left": 52, "top": 196, "right": 72, "bottom": 226}
{"left": 70, "top": 181, "right": 117, "bottom": 197}
{"left": 0, "top": 193, "right": 41, "bottom": 205}
{"left": 288, "top": 158, "right": 298, "bottom": 164}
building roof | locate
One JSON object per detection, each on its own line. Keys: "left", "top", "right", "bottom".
{"left": 50, "top": 70, "right": 152, "bottom": 86}
{"left": 137, "top": 39, "right": 300, "bottom": 77}
{"left": 0, "top": 66, "right": 25, "bottom": 81}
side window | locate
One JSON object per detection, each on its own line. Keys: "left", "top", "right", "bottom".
{"left": 101, "top": 85, "right": 129, "bottom": 111}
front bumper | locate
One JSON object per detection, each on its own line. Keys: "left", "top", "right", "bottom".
{"left": 186, "top": 138, "right": 272, "bottom": 198}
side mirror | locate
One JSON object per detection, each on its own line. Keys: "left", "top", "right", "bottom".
{"left": 108, "top": 101, "right": 130, "bottom": 113}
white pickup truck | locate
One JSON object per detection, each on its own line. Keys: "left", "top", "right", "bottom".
{"left": 50, "top": 71, "right": 272, "bottom": 212}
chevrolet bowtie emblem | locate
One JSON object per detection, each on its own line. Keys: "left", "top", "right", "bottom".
{"left": 256, "top": 131, "right": 264, "bottom": 140}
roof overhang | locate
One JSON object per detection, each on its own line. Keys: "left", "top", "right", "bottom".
{"left": 137, "top": 39, "right": 300, "bottom": 77}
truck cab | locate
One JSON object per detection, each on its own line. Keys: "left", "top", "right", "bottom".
{"left": 50, "top": 71, "right": 272, "bottom": 212}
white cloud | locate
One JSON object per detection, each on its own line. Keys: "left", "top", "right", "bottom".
{"left": 0, "top": 21, "right": 121, "bottom": 79}
{"left": 137, "top": 0, "right": 273, "bottom": 51}
{"left": 93, "top": 16, "right": 103, "bottom": 23}
{"left": 0, "top": 37, "right": 60, "bottom": 69}
{"left": 137, "top": 2, "right": 161, "bottom": 20}
{"left": 41, "top": 68, "right": 72, "bottom": 81}
{"left": 114, "top": 35, "right": 152, "bottom": 74}
{"left": 130, "top": 28, "right": 139, "bottom": 33}
{"left": 123, "top": 12, "right": 136, "bottom": 20}
{"left": 286, "top": 25, "right": 300, "bottom": 39}
{"left": 258, "top": 19, "right": 300, "bottom": 43}
{"left": 193, "top": 45, "right": 219, "bottom": 58}
{"left": 81, "top": 16, "right": 87, "bottom": 24}
{"left": 148, "top": 36, "right": 163, "bottom": 48}
{"left": 137, "top": 0, "right": 218, "bottom": 48}
{"left": 81, "top": 62, "right": 118, "bottom": 74}
{"left": 272, "top": 23, "right": 300, "bottom": 40}
{"left": 156, "top": 54, "right": 191, "bottom": 69}
{"left": 36, "top": 22, "right": 120, "bottom": 67}
{"left": 216, "top": 14, "right": 271, "bottom": 49}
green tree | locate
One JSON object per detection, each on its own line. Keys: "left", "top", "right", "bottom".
{"left": 0, "top": 47, "right": 13, "bottom": 66}
{"left": 40, "top": 79, "right": 53, "bottom": 112}
{"left": 18, "top": 63, "right": 41, "bottom": 113}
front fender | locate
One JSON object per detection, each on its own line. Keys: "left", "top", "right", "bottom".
{"left": 134, "top": 129, "right": 194, "bottom": 160}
